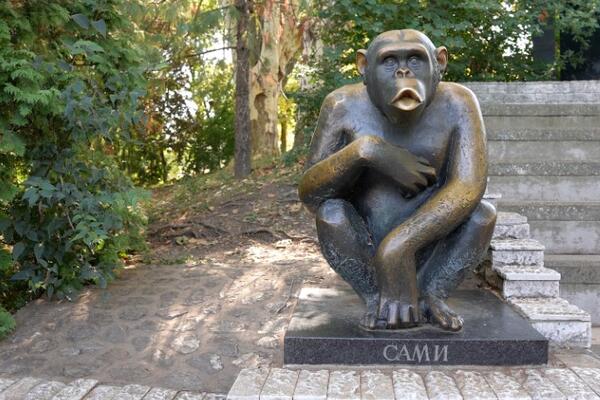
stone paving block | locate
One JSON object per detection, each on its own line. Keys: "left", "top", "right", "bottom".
{"left": 490, "top": 239, "right": 544, "bottom": 268}
{"left": 141, "top": 388, "right": 178, "bottom": 400}
{"left": 0, "top": 377, "right": 41, "bottom": 400}
{"left": 544, "top": 368, "right": 599, "bottom": 399}
{"left": 326, "top": 371, "right": 359, "bottom": 400}
{"left": 509, "top": 297, "right": 591, "bottom": 322}
{"left": 52, "top": 379, "right": 98, "bottom": 400}
{"left": 511, "top": 369, "right": 567, "bottom": 400}
{"left": 484, "top": 371, "right": 532, "bottom": 400}
{"left": 511, "top": 369, "right": 565, "bottom": 400}
{"left": 174, "top": 392, "right": 205, "bottom": 400}
{"left": 113, "top": 384, "right": 151, "bottom": 400}
{"left": 454, "top": 370, "right": 498, "bottom": 400}
{"left": 25, "top": 381, "right": 68, "bottom": 400}
{"left": 424, "top": 371, "right": 461, "bottom": 400}
{"left": 572, "top": 367, "right": 600, "bottom": 394}
{"left": 494, "top": 265, "right": 561, "bottom": 281}
{"left": 392, "top": 369, "right": 428, "bottom": 400}
{"left": 84, "top": 385, "right": 121, "bottom": 400}
{"left": 227, "top": 368, "right": 269, "bottom": 400}
{"left": 0, "top": 380, "right": 14, "bottom": 395}
{"left": 203, "top": 394, "right": 226, "bottom": 400}
{"left": 360, "top": 370, "right": 394, "bottom": 400}
{"left": 292, "top": 370, "right": 328, "bottom": 400}
{"left": 260, "top": 368, "right": 298, "bottom": 400}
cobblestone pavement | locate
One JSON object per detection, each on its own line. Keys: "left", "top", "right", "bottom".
{"left": 0, "top": 376, "right": 224, "bottom": 399}
{"left": 0, "top": 237, "right": 332, "bottom": 394}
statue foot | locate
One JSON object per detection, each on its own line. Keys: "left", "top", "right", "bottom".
{"left": 420, "top": 294, "right": 463, "bottom": 331}
{"left": 377, "top": 297, "right": 420, "bottom": 329}
{"left": 360, "top": 295, "right": 380, "bottom": 329}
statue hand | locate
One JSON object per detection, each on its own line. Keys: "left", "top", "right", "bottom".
{"left": 356, "top": 135, "right": 437, "bottom": 196}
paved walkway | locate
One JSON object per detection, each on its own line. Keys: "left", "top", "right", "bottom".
{"left": 0, "top": 376, "right": 223, "bottom": 399}
{"left": 228, "top": 364, "right": 600, "bottom": 399}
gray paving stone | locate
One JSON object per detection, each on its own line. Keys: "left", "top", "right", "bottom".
{"left": 292, "top": 370, "right": 328, "bottom": 400}
{"left": 0, "top": 377, "right": 42, "bottom": 400}
{"left": 493, "top": 223, "right": 530, "bottom": 240}
{"left": 141, "top": 388, "right": 178, "bottom": 400}
{"left": 25, "top": 381, "right": 68, "bottom": 400}
{"left": 260, "top": 368, "right": 298, "bottom": 400}
{"left": 392, "top": 369, "right": 427, "bottom": 400}
{"left": 52, "top": 379, "right": 98, "bottom": 400}
{"left": 545, "top": 368, "right": 599, "bottom": 399}
{"left": 360, "top": 370, "right": 394, "bottom": 400}
{"left": 0, "top": 380, "right": 15, "bottom": 394}
{"left": 326, "top": 371, "right": 359, "bottom": 400}
{"left": 501, "top": 280, "right": 560, "bottom": 298}
{"left": 84, "top": 385, "right": 121, "bottom": 400}
{"left": 572, "top": 367, "right": 600, "bottom": 395}
{"left": 511, "top": 369, "right": 565, "bottom": 400}
{"left": 227, "top": 368, "right": 269, "bottom": 400}
{"left": 485, "top": 371, "right": 532, "bottom": 400}
{"left": 173, "top": 392, "right": 205, "bottom": 400}
{"left": 454, "top": 370, "right": 497, "bottom": 400}
{"left": 424, "top": 371, "right": 462, "bottom": 400}
{"left": 112, "top": 384, "right": 151, "bottom": 400}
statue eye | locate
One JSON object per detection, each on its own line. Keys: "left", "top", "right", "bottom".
{"left": 408, "top": 56, "right": 420, "bottom": 68}
{"left": 383, "top": 56, "right": 397, "bottom": 67}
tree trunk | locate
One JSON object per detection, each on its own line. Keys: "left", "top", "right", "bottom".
{"left": 234, "top": 0, "right": 251, "bottom": 178}
{"left": 249, "top": 0, "right": 307, "bottom": 158}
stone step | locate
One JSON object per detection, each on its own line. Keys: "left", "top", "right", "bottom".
{"left": 488, "top": 141, "right": 600, "bottom": 164}
{"left": 481, "top": 103, "right": 600, "bottom": 117}
{"left": 490, "top": 162, "right": 600, "bottom": 176}
{"left": 492, "top": 265, "right": 560, "bottom": 298}
{"left": 493, "top": 212, "right": 530, "bottom": 240}
{"left": 545, "top": 254, "right": 600, "bottom": 326}
{"left": 508, "top": 297, "right": 592, "bottom": 348}
{"left": 500, "top": 201, "right": 600, "bottom": 221}
{"left": 489, "top": 239, "right": 545, "bottom": 267}
{"left": 227, "top": 367, "right": 600, "bottom": 399}
{"left": 484, "top": 115, "right": 600, "bottom": 130}
{"left": 465, "top": 79, "right": 600, "bottom": 94}
{"left": 487, "top": 127, "right": 600, "bottom": 141}
{"left": 488, "top": 175, "right": 600, "bottom": 202}
{"left": 476, "top": 92, "right": 600, "bottom": 103}
{"left": 529, "top": 221, "right": 600, "bottom": 255}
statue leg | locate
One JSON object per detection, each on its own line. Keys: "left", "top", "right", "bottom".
{"left": 417, "top": 200, "right": 497, "bottom": 331}
{"left": 316, "top": 199, "right": 379, "bottom": 328}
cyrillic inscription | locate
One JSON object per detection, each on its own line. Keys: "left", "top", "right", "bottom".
{"left": 383, "top": 344, "right": 448, "bottom": 363}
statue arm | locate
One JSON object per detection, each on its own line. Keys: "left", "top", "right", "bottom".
{"left": 385, "top": 90, "right": 487, "bottom": 251}
{"left": 298, "top": 94, "right": 367, "bottom": 213}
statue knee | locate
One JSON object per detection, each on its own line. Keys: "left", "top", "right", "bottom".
{"left": 316, "top": 199, "right": 350, "bottom": 227}
{"left": 471, "top": 200, "right": 497, "bottom": 228}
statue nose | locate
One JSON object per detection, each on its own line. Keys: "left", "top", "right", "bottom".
{"left": 396, "top": 68, "right": 410, "bottom": 78}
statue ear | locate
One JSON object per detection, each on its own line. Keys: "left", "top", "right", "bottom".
{"left": 435, "top": 46, "right": 448, "bottom": 74}
{"left": 356, "top": 49, "right": 368, "bottom": 76}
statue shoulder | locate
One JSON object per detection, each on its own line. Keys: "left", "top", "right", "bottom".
{"left": 436, "top": 82, "right": 481, "bottom": 111}
{"left": 321, "top": 83, "right": 369, "bottom": 113}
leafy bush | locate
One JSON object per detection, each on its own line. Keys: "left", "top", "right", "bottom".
{"left": 0, "top": 1, "right": 150, "bottom": 302}
{"left": 0, "top": 305, "right": 15, "bottom": 339}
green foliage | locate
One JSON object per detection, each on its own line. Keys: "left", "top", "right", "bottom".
{"left": 0, "top": 305, "right": 15, "bottom": 340}
{"left": 0, "top": 1, "right": 150, "bottom": 303}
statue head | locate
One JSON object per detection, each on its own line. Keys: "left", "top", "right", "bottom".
{"left": 356, "top": 29, "right": 448, "bottom": 120}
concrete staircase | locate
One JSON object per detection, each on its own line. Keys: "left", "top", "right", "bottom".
{"left": 465, "top": 81, "right": 600, "bottom": 325}
{"left": 485, "top": 210, "right": 591, "bottom": 348}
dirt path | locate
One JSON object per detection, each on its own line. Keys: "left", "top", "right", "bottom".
{"left": 0, "top": 172, "right": 337, "bottom": 393}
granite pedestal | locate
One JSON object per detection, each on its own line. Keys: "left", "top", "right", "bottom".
{"left": 284, "top": 287, "right": 548, "bottom": 366}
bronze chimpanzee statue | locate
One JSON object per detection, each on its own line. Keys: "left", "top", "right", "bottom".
{"left": 298, "top": 29, "right": 496, "bottom": 331}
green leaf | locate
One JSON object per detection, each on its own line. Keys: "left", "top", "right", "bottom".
{"left": 12, "top": 242, "right": 25, "bottom": 261}
{"left": 92, "top": 19, "right": 107, "bottom": 37}
{"left": 72, "top": 13, "right": 90, "bottom": 29}
{"left": 0, "top": 131, "right": 25, "bottom": 156}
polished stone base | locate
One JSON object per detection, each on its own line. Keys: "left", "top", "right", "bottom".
{"left": 284, "top": 286, "right": 548, "bottom": 365}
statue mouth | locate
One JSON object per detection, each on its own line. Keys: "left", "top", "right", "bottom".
{"left": 390, "top": 88, "right": 423, "bottom": 111}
